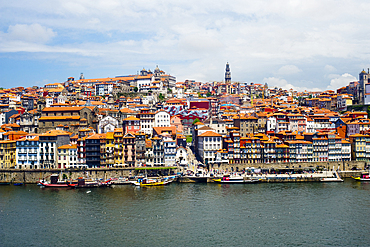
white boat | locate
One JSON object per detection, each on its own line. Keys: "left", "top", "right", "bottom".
{"left": 320, "top": 168, "right": 343, "bottom": 182}
{"left": 213, "top": 174, "right": 259, "bottom": 183}
{"left": 320, "top": 177, "right": 344, "bottom": 182}
{"left": 184, "top": 169, "right": 209, "bottom": 183}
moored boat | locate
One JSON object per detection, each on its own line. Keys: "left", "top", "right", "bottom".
{"left": 68, "top": 178, "right": 111, "bottom": 188}
{"left": 320, "top": 170, "right": 343, "bottom": 182}
{"left": 110, "top": 177, "right": 132, "bottom": 185}
{"left": 183, "top": 169, "right": 209, "bottom": 183}
{"left": 320, "top": 177, "right": 344, "bottom": 182}
{"left": 352, "top": 172, "right": 370, "bottom": 181}
{"left": 131, "top": 177, "right": 170, "bottom": 187}
{"left": 213, "top": 174, "right": 260, "bottom": 184}
{"left": 39, "top": 174, "right": 73, "bottom": 188}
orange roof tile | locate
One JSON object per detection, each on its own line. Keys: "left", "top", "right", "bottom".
{"left": 39, "top": 116, "right": 80, "bottom": 121}
{"left": 198, "top": 131, "right": 222, "bottom": 137}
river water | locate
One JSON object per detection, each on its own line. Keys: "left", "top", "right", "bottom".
{"left": 1, "top": 180, "right": 369, "bottom": 247}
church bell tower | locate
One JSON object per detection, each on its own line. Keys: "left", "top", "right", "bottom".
{"left": 225, "top": 62, "right": 231, "bottom": 83}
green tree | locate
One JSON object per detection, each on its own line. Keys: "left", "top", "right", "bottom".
{"left": 158, "top": 93, "right": 164, "bottom": 101}
{"left": 134, "top": 87, "right": 138, "bottom": 92}
{"left": 206, "top": 92, "right": 212, "bottom": 97}
{"left": 186, "top": 136, "right": 192, "bottom": 143}
{"left": 193, "top": 118, "right": 200, "bottom": 124}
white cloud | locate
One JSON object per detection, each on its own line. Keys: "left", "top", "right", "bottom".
{"left": 3, "top": 24, "right": 56, "bottom": 43}
{"left": 277, "top": 65, "right": 302, "bottom": 75}
{"left": 324, "top": 65, "right": 336, "bottom": 72}
{"left": 1, "top": 1, "right": 370, "bottom": 89}
{"left": 263, "top": 77, "right": 294, "bottom": 90}
{"left": 263, "top": 77, "right": 322, "bottom": 92}
{"left": 326, "top": 73, "right": 357, "bottom": 90}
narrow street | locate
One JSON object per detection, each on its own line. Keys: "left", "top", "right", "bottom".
{"left": 186, "top": 146, "right": 199, "bottom": 172}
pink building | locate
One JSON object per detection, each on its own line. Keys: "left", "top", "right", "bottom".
{"left": 170, "top": 116, "right": 183, "bottom": 133}
{"left": 122, "top": 116, "right": 141, "bottom": 134}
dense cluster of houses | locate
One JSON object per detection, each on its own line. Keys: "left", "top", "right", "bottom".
{"left": 1, "top": 65, "right": 370, "bottom": 170}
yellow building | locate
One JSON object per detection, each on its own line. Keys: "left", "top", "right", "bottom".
{"left": 349, "top": 134, "right": 369, "bottom": 161}
{"left": 113, "top": 128, "right": 124, "bottom": 166}
{"left": 57, "top": 144, "right": 77, "bottom": 169}
{"left": 0, "top": 140, "right": 16, "bottom": 169}
{"left": 106, "top": 132, "right": 115, "bottom": 166}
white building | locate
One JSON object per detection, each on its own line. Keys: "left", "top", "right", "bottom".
{"left": 197, "top": 131, "right": 222, "bottom": 165}
{"left": 341, "top": 140, "right": 351, "bottom": 161}
{"left": 98, "top": 115, "right": 119, "bottom": 134}
{"left": 16, "top": 136, "right": 40, "bottom": 169}
{"left": 204, "top": 118, "right": 227, "bottom": 136}
{"left": 95, "top": 82, "right": 114, "bottom": 96}
{"left": 266, "top": 115, "right": 276, "bottom": 132}
{"left": 57, "top": 144, "right": 78, "bottom": 168}
{"left": 306, "top": 118, "right": 315, "bottom": 133}
{"left": 46, "top": 96, "right": 53, "bottom": 107}
{"left": 163, "top": 134, "right": 176, "bottom": 166}
{"left": 154, "top": 110, "right": 170, "bottom": 127}
{"left": 39, "top": 130, "right": 71, "bottom": 169}
{"left": 139, "top": 112, "right": 155, "bottom": 136}
{"left": 175, "top": 146, "right": 188, "bottom": 166}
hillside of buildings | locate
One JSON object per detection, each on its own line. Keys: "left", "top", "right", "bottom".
{"left": 1, "top": 65, "right": 370, "bottom": 170}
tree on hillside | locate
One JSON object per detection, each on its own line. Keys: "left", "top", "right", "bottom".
{"left": 158, "top": 93, "right": 164, "bottom": 101}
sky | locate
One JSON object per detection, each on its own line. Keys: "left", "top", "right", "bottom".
{"left": 1, "top": 0, "right": 370, "bottom": 91}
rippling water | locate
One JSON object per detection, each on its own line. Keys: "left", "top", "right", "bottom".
{"left": 1, "top": 180, "right": 370, "bottom": 247}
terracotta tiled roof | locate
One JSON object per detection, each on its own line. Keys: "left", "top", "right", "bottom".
{"left": 39, "top": 116, "right": 80, "bottom": 121}
{"left": 198, "top": 131, "right": 222, "bottom": 137}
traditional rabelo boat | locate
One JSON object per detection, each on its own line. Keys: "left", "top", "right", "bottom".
{"left": 131, "top": 177, "right": 170, "bottom": 187}
{"left": 68, "top": 177, "right": 112, "bottom": 188}
{"left": 39, "top": 174, "right": 73, "bottom": 188}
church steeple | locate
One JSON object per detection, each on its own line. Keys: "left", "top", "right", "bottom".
{"left": 225, "top": 62, "right": 231, "bottom": 83}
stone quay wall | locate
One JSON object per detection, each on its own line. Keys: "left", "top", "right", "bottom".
{"left": 210, "top": 161, "right": 367, "bottom": 173}
{"left": 0, "top": 168, "right": 135, "bottom": 184}
{"left": 0, "top": 161, "right": 367, "bottom": 183}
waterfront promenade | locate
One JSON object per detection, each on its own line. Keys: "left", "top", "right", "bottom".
{"left": 1, "top": 181, "right": 369, "bottom": 247}
{"left": 0, "top": 165, "right": 365, "bottom": 184}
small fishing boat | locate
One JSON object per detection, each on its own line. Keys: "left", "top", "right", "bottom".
{"left": 213, "top": 174, "right": 259, "bottom": 184}
{"left": 0, "top": 182, "right": 10, "bottom": 185}
{"left": 13, "top": 183, "right": 24, "bottom": 186}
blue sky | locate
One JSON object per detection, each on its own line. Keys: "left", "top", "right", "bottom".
{"left": 1, "top": 0, "right": 370, "bottom": 91}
